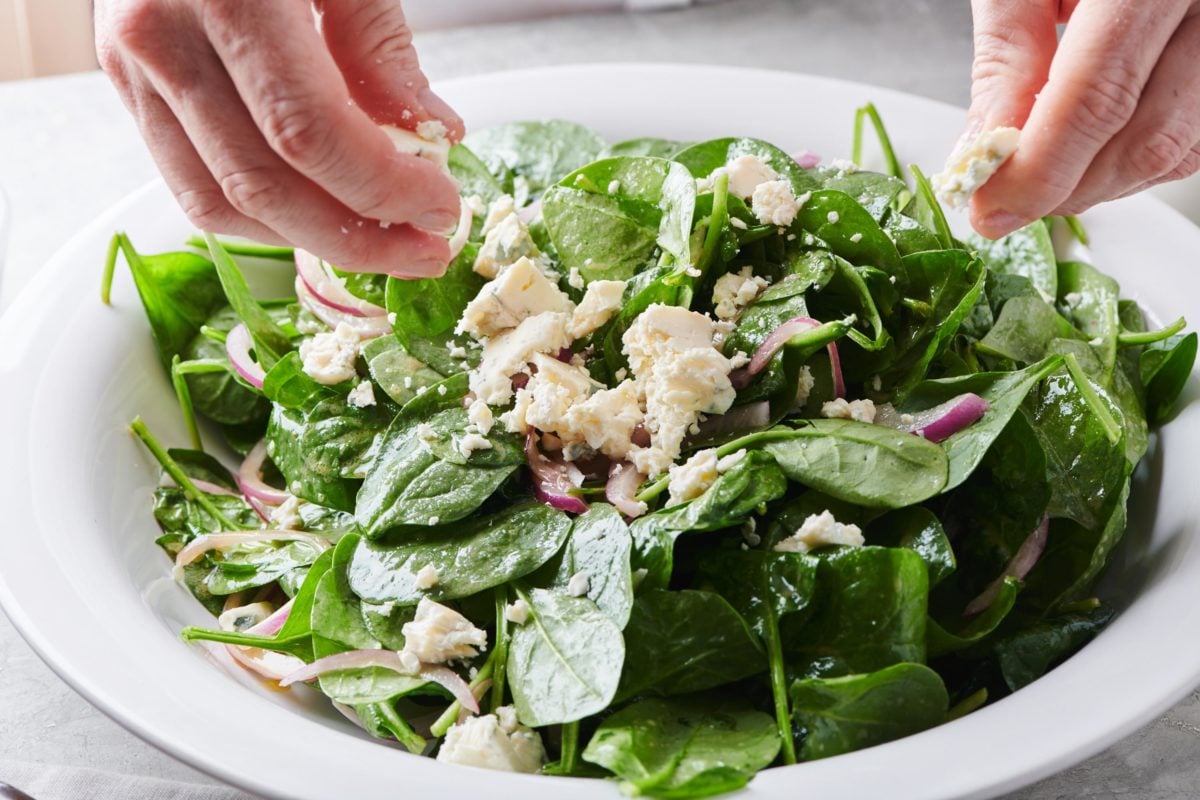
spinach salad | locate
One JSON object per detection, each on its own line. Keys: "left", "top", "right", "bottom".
{"left": 103, "top": 105, "right": 1196, "bottom": 798}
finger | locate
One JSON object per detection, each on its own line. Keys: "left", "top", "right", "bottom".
{"left": 199, "top": 0, "right": 461, "bottom": 232}
{"left": 1056, "top": 12, "right": 1200, "bottom": 214}
{"left": 963, "top": 0, "right": 1059, "bottom": 140}
{"left": 123, "top": 22, "right": 449, "bottom": 276}
{"left": 317, "top": 0, "right": 466, "bottom": 142}
{"left": 1114, "top": 142, "right": 1200, "bottom": 199}
{"left": 971, "top": 0, "right": 1189, "bottom": 238}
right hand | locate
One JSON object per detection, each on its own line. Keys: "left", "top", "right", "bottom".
{"left": 95, "top": 0, "right": 464, "bottom": 277}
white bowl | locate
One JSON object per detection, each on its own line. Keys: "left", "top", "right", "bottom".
{"left": 1, "top": 64, "right": 1197, "bottom": 800}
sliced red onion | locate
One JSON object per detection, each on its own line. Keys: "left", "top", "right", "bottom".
{"left": 332, "top": 701, "right": 368, "bottom": 730}
{"left": 875, "top": 393, "right": 990, "bottom": 444}
{"left": 964, "top": 515, "right": 1050, "bottom": 618}
{"left": 294, "top": 249, "right": 386, "bottom": 317}
{"left": 517, "top": 197, "right": 542, "bottom": 225}
{"left": 693, "top": 401, "right": 770, "bottom": 440}
{"left": 224, "top": 323, "right": 266, "bottom": 389}
{"left": 526, "top": 432, "right": 588, "bottom": 514}
{"left": 237, "top": 440, "right": 289, "bottom": 505}
{"left": 606, "top": 461, "right": 648, "bottom": 519}
{"left": 793, "top": 150, "right": 822, "bottom": 169}
{"left": 295, "top": 277, "right": 393, "bottom": 339}
{"left": 733, "top": 317, "right": 844, "bottom": 398}
{"left": 225, "top": 642, "right": 307, "bottom": 681}
{"left": 280, "top": 650, "right": 479, "bottom": 713}
{"left": 173, "top": 531, "right": 330, "bottom": 579}
{"left": 247, "top": 496, "right": 273, "bottom": 524}
{"left": 447, "top": 196, "right": 474, "bottom": 261}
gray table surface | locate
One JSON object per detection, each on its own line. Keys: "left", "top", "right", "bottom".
{"left": 2, "top": 1, "right": 1199, "bottom": 797}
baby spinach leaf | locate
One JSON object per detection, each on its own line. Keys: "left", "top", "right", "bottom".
{"left": 203, "top": 233, "right": 292, "bottom": 369}
{"left": 790, "top": 663, "right": 948, "bottom": 760}
{"left": 205, "top": 540, "right": 325, "bottom": 596}
{"left": 385, "top": 244, "right": 484, "bottom": 376}
{"left": 977, "top": 296, "right": 1074, "bottom": 364}
{"left": 762, "top": 420, "right": 948, "bottom": 508}
{"left": 267, "top": 395, "right": 388, "bottom": 511}
{"left": 463, "top": 120, "right": 607, "bottom": 196}
{"left": 866, "top": 507, "right": 956, "bottom": 586}
{"left": 1141, "top": 332, "right": 1197, "bottom": 425}
{"left": 674, "top": 137, "right": 820, "bottom": 195}
{"left": 262, "top": 350, "right": 337, "bottom": 410}
{"left": 354, "top": 407, "right": 520, "bottom": 537}
{"left": 967, "top": 221, "right": 1057, "bottom": 301}
{"left": 447, "top": 143, "right": 505, "bottom": 205}
{"left": 153, "top": 488, "right": 260, "bottom": 552}
{"left": 994, "top": 605, "right": 1114, "bottom": 691}
{"left": 816, "top": 169, "right": 910, "bottom": 223}
{"left": 551, "top": 504, "right": 634, "bottom": 628}
{"left": 582, "top": 694, "right": 780, "bottom": 800}
{"left": 361, "top": 335, "right": 446, "bottom": 406}
{"left": 782, "top": 546, "right": 928, "bottom": 678}
{"left": 604, "top": 137, "right": 688, "bottom": 159}
{"left": 897, "top": 356, "right": 1062, "bottom": 490}
{"left": 792, "top": 190, "right": 902, "bottom": 276}
{"left": 347, "top": 502, "right": 571, "bottom": 604}
{"left": 631, "top": 451, "right": 787, "bottom": 590}
{"left": 926, "top": 577, "right": 1020, "bottom": 657}
{"left": 508, "top": 587, "right": 625, "bottom": 726}
{"left": 617, "top": 589, "right": 764, "bottom": 701}
{"left": 1049, "top": 338, "right": 1147, "bottom": 465}
{"left": 180, "top": 307, "right": 271, "bottom": 425}
{"left": 1058, "top": 260, "right": 1120, "bottom": 384}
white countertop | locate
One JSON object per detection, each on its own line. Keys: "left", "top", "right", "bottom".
{"left": 2, "top": 1, "right": 1198, "bottom": 797}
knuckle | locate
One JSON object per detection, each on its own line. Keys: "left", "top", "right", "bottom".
{"left": 176, "top": 187, "right": 234, "bottom": 231}
{"left": 217, "top": 165, "right": 282, "bottom": 217}
{"left": 347, "top": 5, "right": 417, "bottom": 66}
{"left": 107, "top": 0, "right": 165, "bottom": 54}
{"left": 1066, "top": 63, "right": 1142, "bottom": 137}
{"left": 259, "top": 93, "right": 337, "bottom": 170}
{"left": 1133, "top": 126, "right": 1197, "bottom": 179}
{"left": 1163, "top": 145, "right": 1200, "bottom": 182}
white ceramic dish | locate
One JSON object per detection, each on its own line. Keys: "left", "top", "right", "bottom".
{"left": 1, "top": 64, "right": 1198, "bottom": 800}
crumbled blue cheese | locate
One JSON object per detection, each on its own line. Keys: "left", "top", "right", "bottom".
{"left": 504, "top": 599, "right": 531, "bottom": 625}
{"left": 568, "top": 279, "right": 626, "bottom": 338}
{"left": 608, "top": 179, "right": 622, "bottom": 194}
{"left": 414, "top": 564, "right": 440, "bottom": 590}
{"left": 469, "top": 312, "right": 573, "bottom": 405}
{"left": 482, "top": 195, "right": 516, "bottom": 235}
{"left": 829, "top": 158, "right": 860, "bottom": 174}
{"left": 667, "top": 448, "right": 719, "bottom": 506}
{"left": 821, "top": 397, "right": 877, "bottom": 423}
{"left": 933, "top": 127, "right": 1021, "bottom": 210}
{"left": 468, "top": 400, "right": 495, "bottom": 436}
{"left": 751, "top": 179, "right": 801, "bottom": 227}
{"left": 712, "top": 267, "right": 769, "bottom": 321}
{"left": 774, "top": 510, "right": 865, "bottom": 553}
{"left": 849, "top": 232, "right": 863, "bottom": 243}
{"left": 566, "top": 571, "right": 591, "bottom": 597}
{"left": 218, "top": 601, "right": 274, "bottom": 632}
{"left": 721, "top": 154, "right": 780, "bottom": 199}
{"left": 729, "top": 216, "right": 748, "bottom": 230}
{"left": 379, "top": 124, "right": 451, "bottom": 170}
{"left": 400, "top": 598, "right": 487, "bottom": 664}
{"left": 437, "top": 706, "right": 545, "bottom": 773}
{"left": 269, "top": 495, "right": 305, "bottom": 531}
{"left": 826, "top": 211, "right": 840, "bottom": 224}
{"left": 460, "top": 256, "right": 574, "bottom": 340}
{"left": 568, "top": 267, "right": 585, "bottom": 290}
{"left": 458, "top": 431, "right": 494, "bottom": 458}
{"left": 474, "top": 213, "right": 544, "bottom": 279}
{"left": 347, "top": 380, "right": 376, "bottom": 408}
{"left": 299, "top": 322, "right": 360, "bottom": 385}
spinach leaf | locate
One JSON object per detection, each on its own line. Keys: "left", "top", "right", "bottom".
{"left": 551, "top": 504, "right": 634, "bottom": 628}
{"left": 266, "top": 395, "right": 387, "bottom": 511}
{"left": 605, "top": 137, "right": 687, "bottom": 159}
{"left": 347, "top": 503, "right": 571, "bottom": 604}
{"left": 582, "top": 695, "right": 780, "bottom": 799}
{"left": 354, "top": 407, "right": 520, "bottom": 537}
{"left": 361, "top": 335, "right": 446, "bottom": 406}
{"left": 866, "top": 506, "right": 956, "bottom": 586}
{"left": 977, "top": 296, "right": 1073, "bottom": 364}
{"left": 205, "top": 539, "right": 325, "bottom": 596}
{"left": 463, "top": 120, "right": 607, "bottom": 196}
{"left": 203, "top": 233, "right": 292, "bottom": 369}
{"left": 1058, "top": 260, "right": 1120, "bottom": 384}
{"left": 617, "top": 589, "right": 764, "bottom": 701}
{"left": 543, "top": 156, "right": 696, "bottom": 281}
{"left": 782, "top": 547, "right": 928, "bottom": 678}
{"left": 792, "top": 190, "right": 903, "bottom": 276}
{"left": 180, "top": 307, "right": 270, "bottom": 425}
{"left": 1141, "top": 332, "right": 1197, "bottom": 425}
{"left": 630, "top": 451, "right": 787, "bottom": 590}
{"left": 815, "top": 169, "right": 910, "bottom": 223}
{"left": 447, "top": 143, "right": 506, "bottom": 205}
{"left": 262, "top": 350, "right": 337, "bottom": 410}
{"left": 1049, "top": 338, "right": 1147, "bottom": 465}
{"left": 926, "top": 577, "right": 1020, "bottom": 657}
{"left": 967, "top": 221, "right": 1057, "bottom": 301}
{"left": 896, "top": 356, "right": 1062, "bottom": 490}
{"left": 790, "top": 663, "right": 948, "bottom": 761}
{"left": 761, "top": 420, "right": 948, "bottom": 508}
{"left": 507, "top": 587, "right": 625, "bottom": 726}
{"left": 385, "top": 244, "right": 484, "bottom": 375}
{"left": 994, "top": 606, "right": 1115, "bottom": 691}
{"left": 674, "top": 137, "right": 820, "bottom": 195}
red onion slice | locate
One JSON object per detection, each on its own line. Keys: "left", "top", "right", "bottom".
{"left": 875, "top": 393, "right": 990, "bottom": 444}
{"left": 173, "top": 531, "right": 330, "bottom": 579}
{"left": 247, "top": 496, "right": 273, "bottom": 524}
{"left": 225, "top": 642, "right": 307, "bottom": 681}
{"left": 247, "top": 598, "right": 294, "bottom": 637}
{"left": 733, "top": 317, "right": 845, "bottom": 398}
{"left": 606, "top": 461, "right": 647, "bottom": 519}
{"left": 793, "top": 150, "right": 822, "bottom": 169}
{"left": 526, "top": 432, "right": 588, "bottom": 514}
{"left": 295, "top": 277, "right": 393, "bottom": 339}
{"left": 280, "top": 650, "right": 479, "bottom": 713}
{"left": 237, "top": 440, "right": 289, "bottom": 505}
{"left": 447, "top": 196, "right": 474, "bottom": 261}
{"left": 224, "top": 323, "right": 266, "bottom": 389}
{"left": 294, "top": 249, "right": 386, "bottom": 317}
{"left": 964, "top": 515, "right": 1050, "bottom": 617}
{"left": 517, "top": 197, "right": 542, "bottom": 225}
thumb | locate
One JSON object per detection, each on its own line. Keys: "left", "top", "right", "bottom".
{"left": 961, "top": 0, "right": 1059, "bottom": 144}
{"left": 317, "top": 0, "right": 465, "bottom": 142}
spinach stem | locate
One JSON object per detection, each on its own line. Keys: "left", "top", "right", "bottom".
{"left": 854, "top": 103, "right": 904, "bottom": 181}
{"left": 129, "top": 416, "right": 241, "bottom": 530}
{"left": 490, "top": 585, "right": 511, "bottom": 713}
{"left": 173, "top": 359, "right": 230, "bottom": 375}
{"left": 559, "top": 720, "right": 581, "bottom": 774}
{"left": 171, "top": 355, "right": 203, "bottom": 451}
{"left": 200, "top": 325, "right": 228, "bottom": 344}
{"left": 909, "top": 164, "right": 954, "bottom": 249}
{"left": 179, "top": 627, "right": 311, "bottom": 657}
{"left": 1062, "top": 353, "right": 1122, "bottom": 445}
{"left": 697, "top": 173, "right": 730, "bottom": 274}
{"left": 851, "top": 107, "right": 865, "bottom": 166}
{"left": 377, "top": 701, "right": 427, "bottom": 754}
{"left": 635, "top": 428, "right": 800, "bottom": 504}
{"left": 1063, "top": 215, "right": 1090, "bottom": 246}
{"left": 945, "top": 688, "right": 989, "bottom": 722}
{"left": 187, "top": 234, "right": 295, "bottom": 261}
{"left": 430, "top": 652, "right": 496, "bottom": 738}
{"left": 100, "top": 232, "right": 120, "bottom": 305}
{"left": 766, "top": 623, "right": 797, "bottom": 764}
{"left": 1117, "top": 316, "right": 1186, "bottom": 346}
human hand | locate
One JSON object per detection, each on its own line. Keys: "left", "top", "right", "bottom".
{"left": 965, "top": 0, "right": 1200, "bottom": 239}
{"left": 95, "top": 0, "right": 464, "bottom": 276}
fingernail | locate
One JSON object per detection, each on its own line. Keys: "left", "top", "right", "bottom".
{"left": 415, "top": 209, "right": 459, "bottom": 233}
{"left": 392, "top": 258, "right": 447, "bottom": 279}
{"left": 979, "top": 209, "right": 1027, "bottom": 238}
